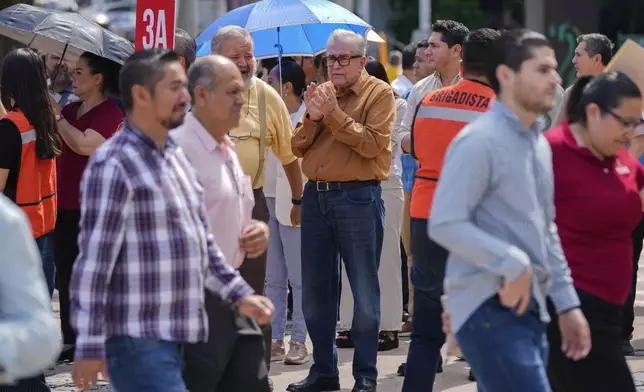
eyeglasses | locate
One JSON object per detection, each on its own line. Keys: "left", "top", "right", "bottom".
{"left": 323, "top": 55, "right": 362, "bottom": 67}
{"left": 228, "top": 90, "right": 252, "bottom": 141}
{"left": 604, "top": 109, "right": 644, "bottom": 129}
{"left": 224, "top": 159, "right": 245, "bottom": 197}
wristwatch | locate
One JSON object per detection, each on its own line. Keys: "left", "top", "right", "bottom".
{"left": 292, "top": 198, "right": 302, "bottom": 206}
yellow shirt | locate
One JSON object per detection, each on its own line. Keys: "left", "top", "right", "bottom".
{"left": 229, "top": 77, "right": 297, "bottom": 189}
{"left": 385, "top": 65, "right": 400, "bottom": 84}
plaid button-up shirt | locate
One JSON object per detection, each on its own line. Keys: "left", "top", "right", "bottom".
{"left": 70, "top": 122, "right": 253, "bottom": 360}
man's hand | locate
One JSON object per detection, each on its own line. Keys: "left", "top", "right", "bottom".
{"left": 498, "top": 265, "right": 533, "bottom": 315}
{"left": 290, "top": 204, "right": 301, "bottom": 226}
{"left": 72, "top": 359, "right": 108, "bottom": 390}
{"left": 238, "top": 295, "right": 275, "bottom": 326}
{"left": 304, "top": 83, "right": 323, "bottom": 121}
{"left": 441, "top": 310, "right": 452, "bottom": 336}
{"left": 316, "top": 84, "right": 338, "bottom": 117}
{"left": 558, "top": 308, "right": 591, "bottom": 361}
{"left": 239, "top": 220, "right": 269, "bottom": 258}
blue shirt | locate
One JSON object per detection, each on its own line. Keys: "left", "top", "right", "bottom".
{"left": 428, "top": 101, "right": 580, "bottom": 333}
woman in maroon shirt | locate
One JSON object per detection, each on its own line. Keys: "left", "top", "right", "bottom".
{"left": 54, "top": 51, "right": 124, "bottom": 363}
{"left": 546, "top": 71, "right": 644, "bottom": 392}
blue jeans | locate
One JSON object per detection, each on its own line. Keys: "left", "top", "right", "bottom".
{"left": 457, "top": 297, "right": 551, "bottom": 392}
{"left": 402, "top": 218, "right": 447, "bottom": 392}
{"left": 36, "top": 233, "right": 55, "bottom": 297}
{"left": 301, "top": 182, "right": 384, "bottom": 381}
{"left": 265, "top": 197, "right": 307, "bottom": 342}
{"left": 105, "top": 337, "right": 187, "bottom": 392}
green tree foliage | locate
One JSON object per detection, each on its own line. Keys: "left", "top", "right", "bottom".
{"left": 387, "top": 0, "right": 484, "bottom": 43}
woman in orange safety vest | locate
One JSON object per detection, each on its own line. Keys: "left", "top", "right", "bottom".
{"left": 0, "top": 48, "right": 61, "bottom": 298}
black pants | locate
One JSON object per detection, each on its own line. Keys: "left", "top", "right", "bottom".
{"left": 183, "top": 292, "right": 270, "bottom": 392}
{"left": 236, "top": 188, "right": 271, "bottom": 370}
{"left": 622, "top": 215, "right": 644, "bottom": 340}
{"left": 401, "top": 238, "right": 409, "bottom": 313}
{"left": 547, "top": 290, "right": 636, "bottom": 392}
{"left": 53, "top": 208, "right": 81, "bottom": 345}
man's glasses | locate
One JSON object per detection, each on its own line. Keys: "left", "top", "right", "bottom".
{"left": 323, "top": 55, "right": 362, "bottom": 67}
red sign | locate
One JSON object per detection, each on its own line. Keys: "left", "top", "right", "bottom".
{"left": 135, "top": 0, "right": 176, "bottom": 51}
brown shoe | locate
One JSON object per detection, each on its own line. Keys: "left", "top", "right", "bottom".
{"left": 284, "top": 340, "right": 309, "bottom": 365}
{"left": 271, "top": 340, "right": 286, "bottom": 362}
{"left": 401, "top": 320, "right": 412, "bottom": 334}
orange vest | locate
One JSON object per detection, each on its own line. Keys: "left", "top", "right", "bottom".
{"left": 4, "top": 111, "right": 57, "bottom": 238}
{"left": 410, "top": 80, "right": 495, "bottom": 219}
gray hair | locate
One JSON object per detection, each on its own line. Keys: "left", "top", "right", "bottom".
{"left": 389, "top": 50, "right": 402, "bottom": 66}
{"left": 327, "top": 29, "right": 367, "bottom": 56}
{"left": 187, "top": 55, "right": 236, "bottom": 101}
{"left": 577, "top": 33, "right": 614, "bottom": 66}
{"left": 211, "top": 25, "right": 253, "bottom": 54}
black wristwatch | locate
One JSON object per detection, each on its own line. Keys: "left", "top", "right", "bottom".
{"left": 292, "top": 198, "right": 302, "bottom": 205}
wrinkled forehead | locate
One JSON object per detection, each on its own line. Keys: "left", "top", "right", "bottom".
{"left": 326, "top": 40, "right": 359, "bottom": 56}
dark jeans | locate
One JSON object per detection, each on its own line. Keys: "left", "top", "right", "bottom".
{"left": 301, "top": 182, "right": 384, "bottom": 381}
{"left": 622, "top": 215, "right": 644, "bottom": 340}
{"left": 53, "top": 208, "right": 80, "bottom": 345}
{"left": 458, "top": 296, "right": 550, "bottom": 392}
{"left": 401, "top": 238, "right": 409, "bottom": 313}
{"left": 0, "top": 375, "right": 49, "bottom": 391}
{"left": 183, "top": 293, "right": 270, "bottom": 392}
{"left": 237, "top": 188, "right": 271, "bottom": 370}
{"left": 36, "top": 233, "right": 55, "bottom": 297}
{"left": 402, "top": 218, "right": 447, "bottom": 392}
{"left": 548, "top": 290, "right": 636, "bottom": 392}
{"left": 106, "top": 337, "right": 186, "bottom": 392}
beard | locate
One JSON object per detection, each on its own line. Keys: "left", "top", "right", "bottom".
{"left": 161, "top": 104, "right": 188, "bottom": 129}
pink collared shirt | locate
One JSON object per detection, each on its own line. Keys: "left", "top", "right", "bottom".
{"left": 171, "top": 113, "right": 255, "bottom": 268}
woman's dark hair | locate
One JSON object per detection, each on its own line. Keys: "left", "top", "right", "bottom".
{"left": 1, "top": 48, "right": 61, "bottom": 159}
{"left": 365, "top": 57, "right": 400, "bottom": 98}
{"left": 270, "top": 60, "right": 306, "bottom": 98}
{"left": 566, "top": 71, "right": 642, "bottom": 126}
{"left": 80, "top": 52, "right": 121, "bottom": 96}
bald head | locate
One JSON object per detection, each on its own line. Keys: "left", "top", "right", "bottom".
{"left": 187, "top": 54, "right": 241, "bottom": 101}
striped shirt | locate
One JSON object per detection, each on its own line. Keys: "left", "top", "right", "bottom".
{"left": 70, "top": 122, "right": 253, "bottom": 360}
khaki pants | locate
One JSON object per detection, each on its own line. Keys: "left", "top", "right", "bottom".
{"left": 401, "top": 191, "right": 413, "bottom": 315}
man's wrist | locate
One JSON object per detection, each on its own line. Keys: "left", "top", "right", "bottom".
{"left": 292, "top": 198, "right": 302, "bottom": 205}
{"left": 306, "top": 112, "right": 323, "bottom": 122}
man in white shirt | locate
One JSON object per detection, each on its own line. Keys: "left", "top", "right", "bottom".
{"left": 391, "top": 43, "right": 417, "bottom": 95}
{"left": 172, "top": 55, "right": 272, "bottom": 392}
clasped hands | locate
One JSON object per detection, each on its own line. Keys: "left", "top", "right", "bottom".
{"left": 304, "top": 82, "right": 338, "bottom": 122}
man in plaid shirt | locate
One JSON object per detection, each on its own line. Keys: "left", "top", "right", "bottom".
{"left": 69, "top": 49, "right": 274, "bottom": 392}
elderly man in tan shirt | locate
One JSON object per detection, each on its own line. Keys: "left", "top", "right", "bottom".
{"left": 288, "top": 29, "right": 395, "bottom": 392}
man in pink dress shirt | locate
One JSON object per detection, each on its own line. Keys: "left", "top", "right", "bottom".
{"left": 171, "top": 54, "right": 272, "bottom": 392}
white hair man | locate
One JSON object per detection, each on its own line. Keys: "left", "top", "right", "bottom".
{"left": 210, "top": 25, "right": 304, "bottom": 381}
{"left": 288, "top": 29, "right": 395, "bottom": 392}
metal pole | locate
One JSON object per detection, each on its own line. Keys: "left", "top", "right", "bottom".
{"left": 177, "top": 0, "right": 200, "bottom": 38}
{"left": 419, "top": 0, "right": 430, "bottom": 33}
{"left": 276, "top": 26, "right": 283, "bottom": 97}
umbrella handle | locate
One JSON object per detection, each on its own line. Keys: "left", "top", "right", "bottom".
{"left": 275, "top": 27, "right": 283, "bottom": 98}
{"left": 49, "top": 43, "right": 69, "bottom": 93}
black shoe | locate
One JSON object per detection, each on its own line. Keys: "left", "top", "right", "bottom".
{"left": 397, "top": 362, "right": 405, "bottom": 376}
{"left": 468, "top": 369, "right": 476, "bottom": 381}
{"left": 286, "top": 375, "right": 340, "bottom": 392}
{"left": 437, "top": 358, "right": 443, "bottom": 373}
{"left": 621, "top": 339, "right": 636, "bottom": 356}
{"left": 352, "top": 378, "right": 377, "bottom": 392}
{"left": 57, "top": 346, "right": 75, "bottom": 363}
{"left": 402, "top": 311, "right": 410, "bottom": 322}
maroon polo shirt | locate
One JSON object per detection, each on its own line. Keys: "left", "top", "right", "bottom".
{"left": 58, "top": 100, "right": 124, "bottom": 210}
{"left": 546, "top": 123, "right": 644, "bottom": 305}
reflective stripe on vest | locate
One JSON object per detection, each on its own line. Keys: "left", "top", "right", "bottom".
{"left": 3, "top": 111, "right": 57, "bottom": 238}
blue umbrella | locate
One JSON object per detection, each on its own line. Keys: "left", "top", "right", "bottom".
{"left": 196, "top": 0, "right": 375, "bottom": 59}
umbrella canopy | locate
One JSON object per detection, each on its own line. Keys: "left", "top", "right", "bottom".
{"left": 0, "top": 3, "right": 133, "bottom": 64}
{"left": 196, "top": 0, "right": 377, "bottom": 59}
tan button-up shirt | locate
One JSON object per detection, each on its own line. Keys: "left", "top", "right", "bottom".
{"left": 291, "top": 70, "right": 395, "bottom": 182}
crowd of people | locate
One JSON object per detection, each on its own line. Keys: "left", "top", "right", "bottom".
{"left": 0, "top": 12, "right": 643, "bottom": 392}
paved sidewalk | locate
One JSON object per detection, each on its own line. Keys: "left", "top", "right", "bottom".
{"left": 45, "top": 265, "right": 644, "bottom": 391}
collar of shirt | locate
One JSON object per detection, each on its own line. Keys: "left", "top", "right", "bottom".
{"left": 290, "top": 102, "right": 307, "bottom": 128}
{"left": 184, "top": 112, "right": 235, "bottom": 153}
{"left": 490, "top": 100, "right": 541, "bottom": 134}
{"left": 560, "top": 121, "right": 618, "bottom": 164}
{"left": 122, "top": 120, "right": 177, "bottom": 154}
